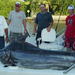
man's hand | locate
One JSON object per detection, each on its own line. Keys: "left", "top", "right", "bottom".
{"left": 47, "top": 22, "right": 53, "bottom": 32}
{"left": 5, "top": 28, "right": 9, "bottom": 43}
{"left": 33, "top": 23, "right": 37, "bottom": 35}
{"left": 34, "top": 28, "right": 37, "bottom": 33}
{"left": 23, "top": 19, "right": 27, "bottom": 34}
{"left": 5, "top": 36, "right": 9, "bottom": 43}
{"left": 24, "top": 28, "right": 27, "bottom": 33}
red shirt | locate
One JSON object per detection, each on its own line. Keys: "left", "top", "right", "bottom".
{"left": 65, "top": 14, "right": 75, "bottom": 39}
{"left": 65, "top": 14, "right": 75, "bottom": 49}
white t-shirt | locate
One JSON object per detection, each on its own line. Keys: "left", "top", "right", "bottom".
{"left": 0, "top": 16, "right": 8, "bottom": 36}
{"left": 8, "top": 10, "right": 26, "bottom": 34}
{"left": 41, "top": 28, "right": 56, "bottom": 42}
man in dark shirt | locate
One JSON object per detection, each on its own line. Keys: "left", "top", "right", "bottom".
{"left": 34, "top": 4, "right": 53, "bottom": 42}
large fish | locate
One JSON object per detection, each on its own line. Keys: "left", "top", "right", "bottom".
{"left": 0, "top": 41, "right": 75, "bottom": 70}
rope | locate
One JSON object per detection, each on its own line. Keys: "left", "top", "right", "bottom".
{"left": 55, "top": 0, "right": 65, "bottom": 32}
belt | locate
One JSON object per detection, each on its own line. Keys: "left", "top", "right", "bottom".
{"left": 10, "top": 32, "right": 22, "bottom": 35}
{"left": 43, "top": 41, "right": 51, "bottom": 43}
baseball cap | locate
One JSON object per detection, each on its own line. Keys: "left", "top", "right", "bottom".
{"left": 15, "top": 2, "right": 21, "bottom": 7}
{"left": 40, "top": 4, "right": 46, "bottom": 8}
{"left": 68, "top": 5, "right": 74, "bottom": 10}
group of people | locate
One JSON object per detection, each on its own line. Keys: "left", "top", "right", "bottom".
{"left": 0, "top": 1, "right": 75, "bottom": 52}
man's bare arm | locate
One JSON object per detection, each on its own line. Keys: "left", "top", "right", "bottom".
{"left": 47, "top": 22, "right": 53, "bottom": 32}
{"left": 23, "top": 19, "right": 27, "bottom": 33}
{"left": 7, "top": 19, "right": 11, "bottom": 25}
{"left": 34, "top": 23, "right": 38, "bottom": 33}
{"left": 4, "top": 28, "right": 8, "bottom": 42}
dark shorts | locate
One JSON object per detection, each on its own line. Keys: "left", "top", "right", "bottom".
{"left": 0, "top": 36, "right": 5, "bottom": 49}
{"left": 36, "top": 30, "right": 42, "bottom": 47}
{"left": 36, "top": 31, "right": 41, "bottom": 40}
{"left": 9, "top": 32, "right": 23, "bottom": 42}
{"left": 36, "top": 27, "right": 44, "bottom": 40}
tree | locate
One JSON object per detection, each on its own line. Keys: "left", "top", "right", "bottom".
{"left": 0, "top": 0, "right": 74, "bottom": 17}
{"left": 0, "top": 0, "right": 24, "bottom": 18}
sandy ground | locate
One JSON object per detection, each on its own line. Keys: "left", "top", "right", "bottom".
{"left": 52, "top": 15, "right": 67, "bottom": 21}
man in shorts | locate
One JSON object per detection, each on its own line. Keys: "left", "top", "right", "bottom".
{"left": 8, "top": 2, "right": 27, "bottom": 42}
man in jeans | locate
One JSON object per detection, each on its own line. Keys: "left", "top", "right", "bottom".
{"left": 0, "top": 16, "right": 8, "bottom": 49}
{"left": 8, "top": 2, "right": 27, "bottom": 42}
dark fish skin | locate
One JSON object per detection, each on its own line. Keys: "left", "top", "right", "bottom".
{"left": 0, "top": 41, "right": 75, "bottom": 70}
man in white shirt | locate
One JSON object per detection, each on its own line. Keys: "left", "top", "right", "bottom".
{"left": 0, "top": 16, "right": 8, "bottom": 49}
{"left": 8, "top": 1, "right": 27, "bottom": 42}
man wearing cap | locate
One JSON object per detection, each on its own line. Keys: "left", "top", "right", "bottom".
{"left": 34, "top": 4, "right": 53, "bottom": 46}
{"left": 65, "top": 5, "right": 75, "bottom": 51}
{"left": 8, "top": 2, "right": 26, "bottom": 42}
